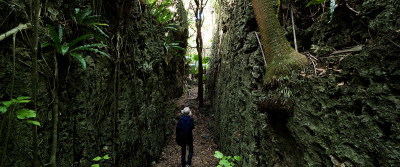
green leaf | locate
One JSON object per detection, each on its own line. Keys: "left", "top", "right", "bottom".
{"left": 16, "top": 109, "right": 36, "bottom": 119}
{"left": 70, "top": 52, "right": 86, "bottom": 70}
{"left": 68, "top": 34, "right": 92, "bottom": 48}
{"left": 93, "top": 23, "right": 108, "bottom": 26}
{"left": 158, "top": 10, "right": 169, "bottom": 21}
{"left": 74, "top": 8, "right": 80, "bottom": 15}
{"left": 26, "top": 120, "right": 41, "bottom": 126}
{"left": 0, "top": 106, "right": 7, "bottom": 114}
{"left": 2, "top": 100, "right": 13, "bottom": 107}
{"left": 150, "top": 0, "right": 158, "bottom": 10}
{"left": 83, "top": 8, "right": 93, "bottom": 19}
{"left": 41, "top": 42, "right": 51, "bottom": 48}
{"left": 16, "top": 96, "right": 31, "bottom": 103}
{"left": 91, "top": 164, "right": 100, "bottom": 167}
{"left": 85, "top": 15, "right": 101, "bottom": 20}
{"left": 219, "top": 159, "right": 230, "bottom": 166}
{"left": 214, "top": 151, "right": 224, "bottom": 159}
{"left": 58, "top": 24, "right": 63, "bottom": 45}
{"left": 61, "top": 45, "right": 70, "bottom": 55}
{"left": 165, "top": 26, "right": 177, "bottom": 31}
{"left": 234, "top": 156, "right": 241, "bottom": 161}
{"left": 93, "top": 156, "right": 102, "bottom": 161}
{"left": 70, "top": 43, "right": 106, "bottom": 52}
{"left": 47, "top": 24, "right": 61, "bottom": 48}
{"left": 94, "top": 25, "right": 109, "bottom": 38}
{"left": 162, "top": 12, "right": 174, "bottom": 22}
{"left": 330, "top": 0, "right": 335, "bottom": 21}
{"left": 306, "top": 0, "right": 326, "bottom": 7}
{"left": 103, "top": 154, "right": 110, "bottom": 160}
{"left": 87, "top": 48, "right": 110, "bottom": 57}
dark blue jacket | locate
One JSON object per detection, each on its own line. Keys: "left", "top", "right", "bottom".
{"left": 176, "top": 115, "right": 194, "bottom": 146}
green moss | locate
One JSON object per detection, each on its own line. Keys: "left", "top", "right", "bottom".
{"left": 264, "top": 51, "right": 308, "bottom": 84}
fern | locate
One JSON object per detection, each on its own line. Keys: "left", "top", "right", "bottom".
{"left": 42, "top": 24, "right": 109, "bottom": 70}
{"left": 73, "top": 8, "right": 109, "bottom": 38}
{"left": 149, "top": 0, "right": 174, "bottom": 23}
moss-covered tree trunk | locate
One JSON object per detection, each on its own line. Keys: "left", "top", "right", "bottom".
{"left": 251, "top": 0, "right": 308, "bottom": 83}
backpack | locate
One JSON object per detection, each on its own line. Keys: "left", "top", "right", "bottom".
{"left": 176, "top": 116, "right": 193, "bottom": 146}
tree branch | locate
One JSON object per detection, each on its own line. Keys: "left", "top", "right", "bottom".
{"left": 0, "top": 23, "right": 31, "bottom": 42}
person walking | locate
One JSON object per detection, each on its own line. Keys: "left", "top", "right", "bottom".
{"left": 176, "top": 107, "right": 195, "bottom": 167}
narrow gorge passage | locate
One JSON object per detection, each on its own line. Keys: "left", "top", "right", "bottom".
{"left": 0, "top": 0, "right": 399, "bottom": 166}
{"left": 154, "top": 85, "right": 219, "bottom": 167}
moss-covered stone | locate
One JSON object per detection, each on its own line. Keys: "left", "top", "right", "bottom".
{"left": 207, "top": 0, "right": 400, "bottom": 166}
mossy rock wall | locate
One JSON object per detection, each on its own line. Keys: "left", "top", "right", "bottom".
{"left": 206, "top": 0, "right": 265, "bottom": 165}
{"left": 207, "top": 0, "right": 400, "bottom": 166}
{"left": 0, "top": 1, "right": 186, "bottom": 166}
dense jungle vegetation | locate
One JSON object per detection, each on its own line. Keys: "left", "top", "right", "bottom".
{"left": 0, "top": 0, "right": 399, "bottom": 166}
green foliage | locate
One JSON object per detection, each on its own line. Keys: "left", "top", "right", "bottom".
{"left": 165, "top": 34, "right": 185, "bottom": 51}
{"left": 214, "top": 151, "right": 241, "bottom": 167}
{"left": 91, "top": 154, "right": 110, "bottom": 167}
{"left": 72, "top": 8, "right": 109, "bottom": 38}
{"left": 1, "top": 97, "right": 40, "bottom": 167}
{"left": 305, "top": 0, "right": 326, "bottom": 7}
{"left": 149, "top": 0, "right": 174, "bottom": 23}
{"left": 41, "top": 24, "right": 109, "bottom": 70}
{"left": 303, "top": 0, "right": 335, "bottom": 21}
{"left": 0, "top": 96, "right": 40, "bottom": 126}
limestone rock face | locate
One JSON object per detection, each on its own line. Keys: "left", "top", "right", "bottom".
{"left": 207, "top": 0, "right": 400, "bottom": 166}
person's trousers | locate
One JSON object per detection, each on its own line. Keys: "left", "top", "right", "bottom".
{"left": 181, "top": 142, "right": 193, "bottom": 167}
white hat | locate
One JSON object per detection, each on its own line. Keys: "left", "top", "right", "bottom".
{"left": 181, "top": 107, "right": 192, "bottom": 116}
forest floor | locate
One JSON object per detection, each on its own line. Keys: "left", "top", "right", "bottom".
{"left": 154, "top": 85, "right": 219, "bottom": 167}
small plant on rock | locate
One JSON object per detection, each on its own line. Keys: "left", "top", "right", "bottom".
{"left": 91, "top": 154, "right": 110, "bottom": 167}
{"left": 41, "top": 24, "right": 109, "bottom": 70}
{"left": 214, "top": 151, "right": 241, "bottom": 167}
{"left": 0, "top": 96, "right": 40, "bottom": 166}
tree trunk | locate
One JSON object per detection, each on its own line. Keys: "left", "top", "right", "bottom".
{"left": 195, "top": 0, "right": 206, "bottom": 107}
{"left": 31, "top": 0, "right": 40, "bottom": 166}
{"left": 251, "top": 0, "right": 308, "bottom": 83}
{"left": 49, "top": 54, "right": 59, "bottom": 167}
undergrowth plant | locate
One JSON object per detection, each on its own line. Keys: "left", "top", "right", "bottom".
{"left": 148, "top": 0, "right": 186, "bottom": 63}
{"left": 41, "top": 24, "right": 109, "bottom": 70}
{"left": 91, "top": 154, "right": 110, "bottom": 167}
{"left": 214, "top": 151, "right": 241, "bottom": 167}
{"left": 0, "top": 96, "right": 40, "bottom": 166}
{"left": 72, "top": 8, "right": 109, "bottom": 39}
{"left": 149, "top": 0, "right": 174, "bottom": 23}
{"left": 301, "top": 0, "right": 336, "bottom": 20}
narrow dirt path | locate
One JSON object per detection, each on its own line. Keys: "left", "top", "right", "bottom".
{"left": 154, "top": 86, "right": 219, "bottom": 167}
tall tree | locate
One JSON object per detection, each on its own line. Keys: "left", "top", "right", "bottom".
{"left": 251, "top": 0, "right": 308, "bottom": 83}
{"left": 194, "top": 0, "right": 208, "bottom": 107}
